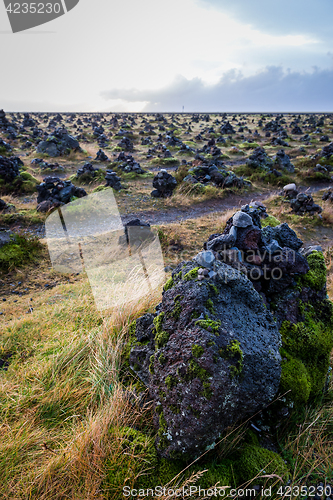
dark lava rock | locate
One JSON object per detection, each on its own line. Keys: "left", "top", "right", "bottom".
{"left": 36, "top": 200, "right": 57, "bottom": 213}
{"left": 247, "top": 147, "right": 273, "bottom": 169}
{"left": 105, "top": 170, "right": 123, "bottom": 190}
{"left": 0, "top": 155, "right": 21, "bottom": 184}
{"left": 95, "top": 149, "right": 109, "bottom": 162}
{"left": 118, "top": 136, "right": 134, "bottom": 152}
{"left": 271, "top": 137, "right": 289, "bottom": 147}
{"left": 290, "top": 193, "right": 322, "bottom": 215}
{"left": 0, "top": 109, "right": 10, "bottom": 130}
{"left": 36, "top": 176, "right": 87, "bottom": 207}
{"left": 76, "top": 163, "right": 97, "bottom": 178}
{"left": 116, "top": 152, "right": 146, "bottom": 174}
{"left": 220, "top": 121, "right": 235, "bottom": 134}
{"left": 0, "top": 138, "right": 12, "bottom": 153}
{"left": 321, "top": 142, "right": 333, "bottom": 158}
{"left": 36, "top": 127, "right": 81, "bottom": 157}
{"left": 131, "top": 260, "right": 281, "bottom": 458}
{"left": 273, "top": 149, "right": 295, "bottom": 173}
{"left": 0, "top": 229, "right": 15, "bottom": 248}
{"left": 291, "top": 125, "right": 303, "bottom": 135}
{"left": 151, "top": 170, "right": 177, "bottom": 198}
{"left": 261, "top": 223, "right": 303, "bottom": 251}
{"left": 322, "top": 189, "right": 333, "bottom": 202}
{"left": 0, "top": 199, "right": 8, "bottom": 211}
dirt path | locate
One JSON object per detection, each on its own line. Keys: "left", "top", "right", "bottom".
{"left": 121, "top": 183, "right": 331, "bottom": 226}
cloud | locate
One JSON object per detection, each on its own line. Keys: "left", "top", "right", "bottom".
{"left": 101, "top": 67, "right": 333, "bottom": 112}
{"left": 196, "top": 0, "right": 333, "bottom": 42}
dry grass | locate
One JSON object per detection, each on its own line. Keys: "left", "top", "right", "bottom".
{"left": 0, "top": 276, "right": 162, "bottom": 499}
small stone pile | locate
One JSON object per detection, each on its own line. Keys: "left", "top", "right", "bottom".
{"left": 0, "top": 109, "right": 10, "bottom": 130}
{"left": 118, "top": 137, "right": 134, "bottom": 151}
{"left": 31, "top": 158, "right": 64, "bottom": 172}
{"left": 291, "top": 125, "right": 303, "bottom": 134}
{"left": 0, "top": 156, "right": 23, "bottom": 184}
{"left": 247, "top": 147, "right": 273, "bottom": 169}
{"left": 95, "top": 149, "right": 109, "bottom": 162}
{"left": 36, "top": 176, "right": 87, "bottom": 212}
{"left": 0, "top": 138, "right": 12, "bottom": 153}
{"left": 116, "top": 152, "right": 146, "bottom": 174}
{"left": 151, "top": 170, "right": 177, "bottom": 198}
{"left": 220, "top": 121, "right": 235, "bottom": 134}
{"left": 321, "top": 142, "right": 333, "bottom": 159}
{"left": 97, "top": 134, "right": 109, "bottom": 148}
{"left": 36, "top": 127, "right": 81, "bottom": 157}
{"left": 76, "top": 162, "right": 97, "bottom": 178}
{"left": 322, "top": 189, "right": 333, "bottom": 202}
{"left": 0, "top": 199, "right": 8, "bottom": 211}
{"left": 273, "top": 149, "right": 295, "bottom": 173}
{"left": 118, "top": 219, "right": 153, "bottom": 247}
{"left": 22, "top": 113, "right": 35, "bottom": 128}
{"left": 105, "top": 170, "right": 123, "bottom": 190}
{"left": 184, "top": 164, "right": 248, "bottom": 189}
{"left": 290, "top": 193, "right": 322, "bottom": 215}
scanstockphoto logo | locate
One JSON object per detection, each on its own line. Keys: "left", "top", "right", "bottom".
{"left": 4, "top": 0, "right": 79, "bottom": 33}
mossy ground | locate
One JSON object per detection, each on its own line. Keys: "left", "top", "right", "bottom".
{"left": 0, "top": 234, "right": 42, "bottom": 272}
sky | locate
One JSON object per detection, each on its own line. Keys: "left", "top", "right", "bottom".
{"left": 0, "top": 0, "right": 332, "bottom": 112}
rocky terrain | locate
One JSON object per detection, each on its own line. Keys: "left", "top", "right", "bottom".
{"left": 1, "top": 110, "right": 333, "bottom": 499}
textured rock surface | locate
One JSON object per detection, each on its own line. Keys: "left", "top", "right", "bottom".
{"left": 36, "top": 176, "right": 87, "bottom": 209}
{"left": 131, "top": 260, "right": 281, "bottom": 458}
{"left": 36, "top": 127, "right": 81, "bottom": 157}
{"left": 151, "top": 170, "right": 177, "bottom": 198}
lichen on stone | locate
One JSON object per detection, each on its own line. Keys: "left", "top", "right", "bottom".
{"left": 195, "top": 316, "right": 221, "bottom": 336}
{"left": 184, "top": 267, "right": 200, "bottom": 280}
{"left": 205, "top": 298, "right": 216, "bottom": 314}
{"left": 165, "top": 374, "right": 178, "bottom": 390}
{"left": 191, "top": 344, "right": 204, "bottom": 358}
{"left": 153, "top": 312, "right": 170, "bottom": 349}
{"left": 219, "top": 340, "right": 244, "bottom": 378}
{"left": 163, "top": 277, "right": 174, "bottom": 292}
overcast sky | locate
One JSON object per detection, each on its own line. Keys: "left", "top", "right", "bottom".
{"left": 0, "top": 0, "right": 332, "bottom": 112}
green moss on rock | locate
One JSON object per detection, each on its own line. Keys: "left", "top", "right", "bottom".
{"left": 0, "top": 234, "right": 42, "bottom": 272}
{"left": 208, "top": 283, "right": 219, "bottom": 295}
{"left": 154, "top": 312, "right": 170, "bottom": 349}
{"left": 205, "top": 298, "right": 216, "bottom": 314}
{"left": 219, "top": 340, "right": 244, "bottom": 379}
{"left": 165, "top": 374, "right": 178, "bottom": 390}
{"left": 280, "top": 352, "right": 311, "bottom": 404}
{"left": 301, "top": 251, "right": 327, "bottom": 291}
{"left": 192, "top": 344, "right": 204, "bottom": 358}
{"left": 185, "top": 359, "right": 210, "bottom": 382}
{"left": 195, "top": 316, "right": 221, "bottom": 336}
{"left": 236, "top": 445, "right": 289, "bottom": 486}
{"left": 163, "top": 277, "right": 174, "bottom": 292}
{"left": 184, "top": 267, "right": 200, "bottom": 280}
{"left": 104, "top": 427, "right": 158, "bottom": 492}
{"left": 261, "top": 215, "right": 281, "bottom": 228}
{"left": 279, "top": 298, "right": 333, "bottom": 402}
{"left": 149, "top": 354, "right": 155, "bottom": 374}
{"left": 171, "top": 295, "right": 183, "bottom": 320}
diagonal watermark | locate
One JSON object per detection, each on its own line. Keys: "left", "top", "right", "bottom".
{"left": 45, "top": 189, "right": 165, "bottom": 311}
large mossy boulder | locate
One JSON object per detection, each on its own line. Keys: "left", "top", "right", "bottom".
{"left": 129, "top": 260, "right": 281, "bottom": 459}
{"left": 126, "top": 203, "right": 333, "bottom": 463}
